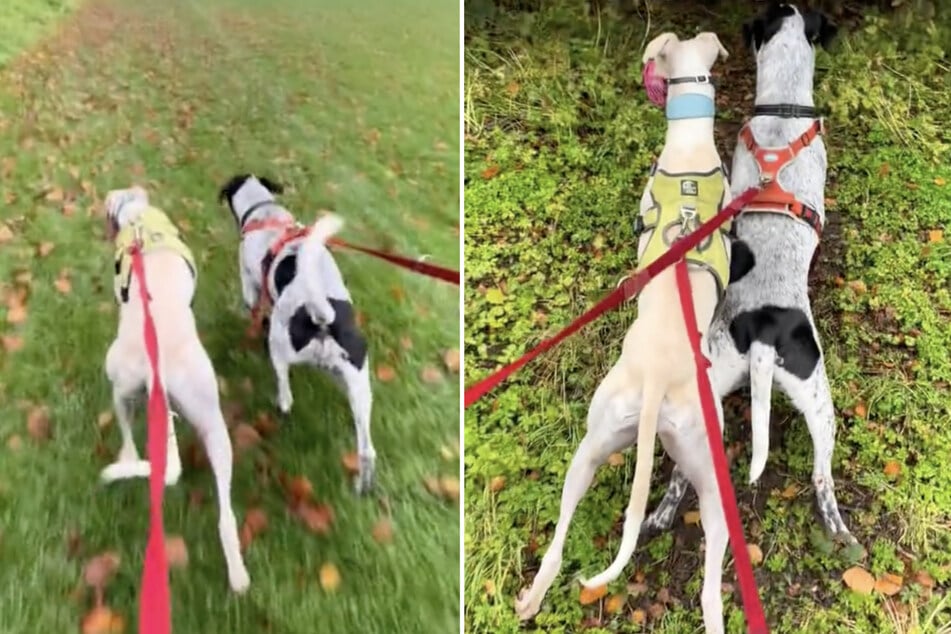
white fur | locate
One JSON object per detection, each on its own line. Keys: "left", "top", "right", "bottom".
{"left": 102, "top": 186, "right": 250, "bottom": 593}
{"left": 515, "top": 32, "right": 732, "bottom": 634}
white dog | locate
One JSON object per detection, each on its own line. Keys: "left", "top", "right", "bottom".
{"left": 516, "top": 32, "right": 748, "bottom": 633}
{"left": 218, "top": 174, "right": 376, "bottom": 493}
{"left": 102, "top": 186, "right": 250, "bottom": 593}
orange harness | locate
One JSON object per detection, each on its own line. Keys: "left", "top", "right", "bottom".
{"left": 737, "top": 118, "right": 824, "bottom": 235}
{"left": 241, "top": 218, "right": 310, "bottom": 336}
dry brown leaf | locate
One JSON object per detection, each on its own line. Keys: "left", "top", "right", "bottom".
{"left": 842, "top": 566, "right": 875, "bottom": 594}
{"left": 0, "top": 224, "right": 13, "bottom": 243}
{"left": 648, "top": 602, "right": 666, "bottom": 619}
{"left": 848, "top": 280, "right": 867, "bottom": 295}
{"left": 874, "top": 573, "right": 902, "bottom": 596}
{"left": 927, "top": 229, "right": 943, "bottom": 243}
{"left": 341, "top": 451, "right": 360, "bottom": 475}
{"left": 423, "top": 476, "right": 441, "bottom": 496}
{"left": 779, "top": 484, "right": 798, "bottom": 499}
{"left": 421, "top": 365, "right": 443, "bottom": 383}
{"left": 26, "top": 406, "right": 51, "bottom": 441}
{"left": 81, "top": 605, "right": 125, "bottom": 634}
{"left": 854, "top": 403, "right": 868, "bottom": 419}
{"left": 883, "top": 460, "right": 901, "bottom": 478}
{"left": 440, "top": 476, "right": 460, "bottom": 502}
{"left": 375, "top": 364, "right": 396, "bottom": 382}
{"left": 53, "top": 271, "right": 71, "bottom": 294}
{"left": 481, "top": 165, "right": 500, "bottom": 180}
{"left": 244, "top": 507, "right": 268, "bottom": 535}
{"left": 83, "top": 551, "right": 121, "bottom": 593}
{"left": 252, "top": 412, "right": 279, "bottom": 437}
{"left": 442, "top": 348, "right": 460, "bottom": 373}
{"left": 605, "top": 594, "right": 626, "bottom": 614}
{"left": 319, "top": 562, "right": 341, "bottom": 591}
{"left": 747, "top": 544, "right": 764, "bottom": 566}
{"left": 371, "top": 517, "right": 394, "bottom": 544}
{"left": 232, "top": 423, "right": 262, "bottom": 451}
{"left": 45, "top": 187, "right": 64, "bottom": 202}
{"left": 683, "top": 510, "right": 701, "bottom": 526}
{"left": 579, "top": 584, "right": 607, "bottom": 605}
{"left": 630, "top": 608, "right": 646, "bottom": 625}
{"left": 6, "top": 302, "right": 27, "bottom": 325}
{"left": 164, "top": 535, "right": 188, "bottom": 569}
{"left": 489, "top": 476, "right": 506, "bottom": 493}
{"left": 286, "top": 475, "right": 314, "bottom": 503}
{"left": 297, "top": 502, "right": 334, "bottom": 535}
{"left": 914, "top": 570, "right": 935, "bottom": 588}
{"left": 607, "top": 452, "right": 625, "bottom": 467}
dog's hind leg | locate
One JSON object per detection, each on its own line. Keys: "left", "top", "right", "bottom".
{"left": 515, "top": 364, "right": 640, "bottom": 621}
{"left": 776, "top": 362, "right": 855, "bottom": 542}
{"left": 168, "top": 365, "right": 251, "bottom": 593}
{"left": 267, "top": 319, "right": 294, "bottom": 415}
{"left": 345, "top": 363, "right": 376, "bottom": 494}
{"left": 641, "top": 464, "right": 690, "bottom": 534}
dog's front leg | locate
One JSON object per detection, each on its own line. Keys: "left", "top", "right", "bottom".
{"left": 240, "top": 266, "right": 259, "bottom": 314}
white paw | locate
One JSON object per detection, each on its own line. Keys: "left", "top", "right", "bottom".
{"left": 229, "top": 565, "right": 251, "bottom": 593}
{"left": 101, "top": 460, "right": 151, "bottom": 483}
{"left": 514, "top": 590, "right": 540, "bottom": 621}
{"left": 277, "top": 393, "right": 293, "bottom": 415}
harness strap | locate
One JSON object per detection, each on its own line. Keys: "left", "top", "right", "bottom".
{"left": 753, "top": 104, "right": 818, "bottom": 119}
{"left": 241, "top": 218, "right": 306, "bottom": 334}
{"left": 738, "top": 118, "right": 824, "bottom": 235}
{"left": 239, "top": 200, "right": 276, "bottom": 227}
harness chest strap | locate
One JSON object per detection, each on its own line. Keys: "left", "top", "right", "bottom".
{"left": 241, "top": 218, "right": 308, "bottom": 331}
{"left": 738, "top": 118, "right": 824, "bottom": 235}
{"left": 114, "top": 207, "right": 196, "bottom": 303}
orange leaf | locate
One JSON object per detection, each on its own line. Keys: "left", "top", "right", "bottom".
{"left": 45, "top": 187, "right": 64, "bottom": 202}
{"left": 6, "top": 302, "right": 27, "bottom": 325}
{"left": 371, "top": 517, "right": 394, "bottom": 544}
{"left": 607, "top": 452, "right": 625, "bottom": 467}
{"left": 0, "top": 223, "right": 13, "bottom": 243}
{"left": 6, "top": 434, "right": 23, "bottom": 451}
{"left": 779, "top": 484, "right": 799, "bottom": 499}
{"left": 683, "top": 510, "right": 701, "bottom": 525}
{"left": 286, "top": 475, "right": 314, "bottom": 503}
{"left": 605, "top": 594, "right": 625, "bottom": 614}
{"left": 244, "top": 507, "right": 268, "bottom": 535}
{"left": 883, "top": 460, "right": 901, "bottom": 478}
{"left": 579, "top": 584, "right": 607, "bottom": 605}
{"left": 421, "top": 365, "right": 443, "bottom": 383}
{"left": 376, "top": 364, "right": 396, "bottom": 382}
{"left": 914, "top": 570, "right": 935, "bottom": 588}
{"left": 54, "top": 274, "right": 72, "bottom": 294}
{"left": 842, "top": 566, "right": 875, "bottom": 594}
{"left": 874, "top": 573, "right": 902, "bottom": 596}
{"left": 164, "top": 535, "right": 189, "bottom": 569}
{"left": 854, "top": 402, "right": 868, "bottom": 419}
{"left": 232, "top": 423, "right": 262, "bottom": 451}
{"left": 489, "top": 476, "right": 506, "bottom": 492}
{"left": 440, "top": 476, "right": 460, "bottom": 502}
{"left": 341, "top": 451, "right": 360, "bottom": 475}
{"left": 747, "top": 544, "right": 764, "bottom": 566}
{"left": 928, "top": 229, "right": 943, "bottom": 243}
{"left": 481, "top": 164, "right": 500, "bottom": 180}
{"left": 81, "top": 606, "right": 125, "bottom": 634}
{"left": 630, "top": 608, "right": 646, "bottom": 624}
{"left": 296, "top": 502, "right": 334, "bottom": 534}
{"left": 319, "top": 562, "right": 341, "bottom": 591}
{"left": 82, "top": 551, "right": 121, "bottom": 592}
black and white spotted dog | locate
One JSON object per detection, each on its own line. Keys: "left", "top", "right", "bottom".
{"left": 219, "top": 174, "right": 376, "bottom": 493}
{"left": 642, "top": 3, "right": 855, "bottom": 543}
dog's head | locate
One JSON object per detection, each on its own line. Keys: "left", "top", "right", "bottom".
{"left": 218, "top": 173, "right": 285, "bottom": 224}
{"left": 743, "top": 3, "right": 838, "bottom": 57}
{"left": 103, "top": 186, "right": 150, "bottom": 241}
{"left": 643, "top": 31, "right": 729, "bottom": 84}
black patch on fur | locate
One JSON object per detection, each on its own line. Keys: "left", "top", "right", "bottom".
{"left": 802, "top": 9, "right": 838, "bottom": 49}
{"left": 328, "top": 298, "right": 367, "bottom": 370}
{"left": 289, "top": 305, "right": 326, "bottom": 353}
{"left": 273, "top": 254, "right": 297, "bottom": 297}
{"left": 729, "top": 305, "right": 820, "bottom": 379}
{"left": 743, "top": 2, "right": 796, "bottom": 51}
{"left": 728, "top": 240, "right": 756, "bottom": 284}
{"left": 217, "top": 173, "right": 285, "bottom": 209}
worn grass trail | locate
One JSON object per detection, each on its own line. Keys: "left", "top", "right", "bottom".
{"left": 0, "top": 0, "right": 460, "bottom": 632}
{"left": 464, "top": 2, "right": 950, "bottom": 633}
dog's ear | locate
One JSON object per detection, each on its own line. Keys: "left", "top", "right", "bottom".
{"left": 643, "top": 32, "right": 678, "bottom": 77}
{"left": 696, "top": 32, "right": 729, "bottom": 66}
{"left": 258, "top": 176, "right": 285, "bottom": 195}
{"left": 744, "top": 2, "right": 795, "bottom": 52}
{"left": 802, "top": 10, "right": 838, "bottom": 49}
{"left": 218, "top": 173, "right": 250, "bottom": 205}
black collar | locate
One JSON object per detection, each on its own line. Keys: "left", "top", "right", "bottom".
{"left": 668, "top": 74, "right": 715, "bottom": 87}
{"left": 239, "top": 200, "right": 274, "bottom": 227}
{"left": 753, "top": 104, "right": 817, "bottom": 118}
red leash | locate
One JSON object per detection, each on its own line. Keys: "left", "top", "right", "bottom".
{"left": 128, "top": 245, "right": 171, "bottom": 634}
{"left": 328, "top": 237, "right": 459, "bottom": 285}
{"left": 674, "top": 259, "right": 769, "bottom": 633}
{"left": 463, "top": 186, "right": 760, "bottom": 407}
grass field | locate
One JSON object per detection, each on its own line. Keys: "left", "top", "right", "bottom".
{"left": 0, "top": 0, "right": 460, "bottom": 632}
{"left": 464, "top": 2, "right": 951, "bottom": 633}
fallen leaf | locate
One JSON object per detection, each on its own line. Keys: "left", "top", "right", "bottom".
{"left": 0, "top": 224, "right": 13, "bottom": 243}
{"left": 97, "top": 411, "right": 113, "bottom": 429}
{"left": 484, "top": 579, "right": 496, "bottom": 596}
{"left": 934, "top": 177, "right": 946, "bottom": 187}
{"left": 421, "top": 365, "right": 443, "bottom": 383}
{"left": 505, "top": 81, "right": 520, "bottom": 97}
{"left": 914, "top": 570, "right": 935, "bottom": 588}
{"left": 239, "top": 523, "right": 255, "bottom": 552}
{"left": 630, "top": 608, "right": 646, "bottom": 624}
{"left": 252, "top": 412, "right": 279, "bottom": 437}
{"left": 26, "top": 406, "right": 51, "bottom": 441}
{"left": 399, "top": 336, "right": 413, "bottom": 350}
{"left": 54, "top": 272, "right": 71, "bottom": 294}
{"left": 442, "top": 348, "right": 460, "bottom": 373}
{"left": 371, "top": 517, "right": 394, "bottom": 544}
{"left": 747, "top": 544, "right": 764, "bottom": 566}
{"left": 874, "top": 573, "right": 902, "bottom": 596}
{"left": 423, "top": 476, "right": 441, "bottom": 496}
{"left": 83, "top": 551, "right": 121, "bottom": 603}
{"left": 605, "top": 594, "right": 625, "bottom": 614}
{"left": 45, "top": 187, "right": 64, "bottom": 202}
{"left": 579, "top": 584, "right": 607, "bottom": 605}
{"left": 296, "top": 502, "right": 334, "bottom": 534}
{"left": 81, "top": 605, "right": 125, "bottom": 634}
{"left": 232, "top": 423, "right": 262, "bottom": 451}
{"left": 928, "top": 229, "right": 943, "bottom": 243}
{"left": 376, "top": 364, "right": 396, "bottom": 382}
{"left": 244, "top": 507, "right": 268, "bottom": 535}
{"left": 286, "top": 475, "right": 313, "bottom": 503}
{"left": 648, "top": 602, "right": 666, "bottom": 619}
{"left": 481, "top": 164, "right": 500, "bottom": 180}
{"left": 607, "top": 452, "right": 625, "bottom": 467}
{"left": 341, "top": 451, "right": 360, "bottom": 475}
{"left": 779, "top": 484, "right": 798, "bottom": 499}
{"left": 319, "top": 562, "right": 341, "bottom": 591}
{"left": 848, "top": 280, "right": 867, "bottom": 295}
{"left": 842, "top": 566, "right": 875, "bottom": 594}
{"left": 6, "top": 435, "right": 22, "bottom": 451}
{"left": 164, "top": 535, "right": 188, "bottom": 569}
{"left": 683, "top": 510, "right": 701, "bottom": 526}
{"left": 2, "top": 335, "right": 23, "bottom": 352}
{"left": 440, "top": 477, "right": 460, "bottom": 502}
{"left": 883, "top": 460, "right": 901, "bottom": 478}
{"left": 854, "top": 402, "right": 868, "bottom": 419}
{"left": 6, "top": 302, "right": 27, "bottom": 325}
{"left": 489, "top": 476, "right": 505, "bottom": 492}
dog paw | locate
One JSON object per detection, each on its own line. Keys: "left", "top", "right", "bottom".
{"left": 514, "top": 590, "right": 540, "bottom": 621}
{"left": 100, "top": 460, "right": 150, "bottom": 484}
{"left": 353, "top": 456, "right": 376, "bottom": 494}
{"left": 228, "top": 565, "right": 251, "bottom": 593}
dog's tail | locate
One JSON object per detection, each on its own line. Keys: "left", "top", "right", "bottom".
{"left": 581, "top": 377, "right": 663, "bottom": 589}
{"left": 748, "top": 341, "right": 776, "bottom": 484}
{"left": 297, "top": 213, "right": 344, "bottom": 325}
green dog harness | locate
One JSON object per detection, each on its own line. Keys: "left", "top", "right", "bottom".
{"left": 636, "top": 167, "right": 731, "bottom": 294}
{"left": 113, "top": 206, "right": 196, "bottom": 303}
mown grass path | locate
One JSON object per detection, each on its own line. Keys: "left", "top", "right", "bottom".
{"left": 0, "top": 0, "right": 460, "bottom": 632}
{"left": 464, "top": 3, "right": 950, "bottom": 632}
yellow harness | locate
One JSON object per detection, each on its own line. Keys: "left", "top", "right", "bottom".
{"left": 113, "top": 206, "right": 196, "bottom": 302}
{"left": 637, "top": 167, "right": 731, "bottom": 295}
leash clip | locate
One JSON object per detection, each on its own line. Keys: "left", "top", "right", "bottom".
{"left": 679, "top": 206, "right": 698, "bottom": 235}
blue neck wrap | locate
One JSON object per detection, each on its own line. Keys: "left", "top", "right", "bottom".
{"left": 666, "top": 93, "right": 716, "bottom": 120}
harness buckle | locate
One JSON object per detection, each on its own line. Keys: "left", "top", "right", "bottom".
{"left": 679, "top": 206, "right": 698, "bottom": 235}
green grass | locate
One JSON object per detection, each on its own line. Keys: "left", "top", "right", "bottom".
{"left": 464, "top": 2, "right": 951, "bottom": 633}
{"left": 0, "top": 0, "right": 460, "bottom": 632}
{"left": 0, "top": 0, "right": 77, "bottom": 66}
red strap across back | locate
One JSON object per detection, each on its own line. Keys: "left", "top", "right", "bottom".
{"left": 738, "top": 119, "right": 823, "bottom": 235}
